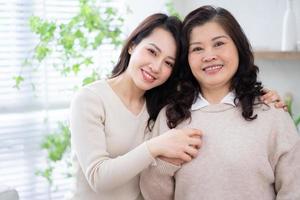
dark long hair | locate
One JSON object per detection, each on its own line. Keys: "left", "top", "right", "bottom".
{"left": 110, "top": 13, "right": 182, "bottom": 131}
{"left": 166, "top": 5, "right": 264, "bottom": 128}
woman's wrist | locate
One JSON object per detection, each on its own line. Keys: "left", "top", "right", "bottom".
{"left": 146, "top": 138, "right": 160, "bottom": 158}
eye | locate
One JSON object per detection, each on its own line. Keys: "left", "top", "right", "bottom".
{"left": 191, "top": 46, "right": 203, "bottom": 52}
{"left": 147, "top": 48, "right": 157, "bottom": 56}
{"left": 214, "top": 41, "right": 225, "bottom": 47}
{"left": 165, "top": 61, "right": 174, "bottom": 68}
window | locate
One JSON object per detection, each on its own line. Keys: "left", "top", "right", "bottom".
{"left": 0, "top": 0, "right": 122, "bottom": 199}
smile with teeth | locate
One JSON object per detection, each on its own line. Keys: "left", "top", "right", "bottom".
{"left": 203, "top": 64, "right": 224, "bottom": 73}
{"left": 141, "top": 69, "right": 156, "bottom": 82}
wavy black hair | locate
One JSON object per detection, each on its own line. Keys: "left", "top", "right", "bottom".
{"left": 110, "top": 13, "right": 182, "bottom": 131}
{"left": 166, "top": 5, "right": 265, "bottom": 128}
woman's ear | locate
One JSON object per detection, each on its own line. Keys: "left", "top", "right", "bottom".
{"left": 128, "top": 44, "right": 136, "bottom": 55}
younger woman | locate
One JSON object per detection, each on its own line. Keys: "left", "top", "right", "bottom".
{"left": 70, "top": 14, "right": 202, "bottom": 200}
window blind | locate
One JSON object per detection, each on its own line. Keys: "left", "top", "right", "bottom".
{"left": 0, "top": 0, "right": 122, "bottom": 199}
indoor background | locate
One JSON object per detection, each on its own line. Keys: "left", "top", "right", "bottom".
{"left": 0, "top": 0, "right": 299, "bottom": 199}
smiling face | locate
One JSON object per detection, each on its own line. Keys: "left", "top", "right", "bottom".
{"left": 125, "top": 27, "right": 176, "bottom": 91}
{"left": 188, "top": 21, "right": 239, "bottom": 93}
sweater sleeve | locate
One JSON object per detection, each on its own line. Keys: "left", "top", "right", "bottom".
{"left": 275, "top": 140, "right": 300, "bottom": 200}
{"left": 140, "top": 108, "right": 180, "bottom": 200}
{"left": 70, "top": 87, "right": 155, "bottom": 192}
{"left": 268, "top": 110, "right": 300, "bottom": 199}
{"left": 140, "top": 158, "right": 180, "bottom": 200}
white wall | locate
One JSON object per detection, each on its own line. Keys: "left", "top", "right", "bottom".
{"left": 174, "top": 0, "right": 300, "bottom": 50}
{"left": 257, "top": 59, "right": 300, "bottom": 113}
{"left": 123, "top": 0, "right": 169, "bottom": 34}
{"left": 125, "top": 0, "right": 300, "bottom": 115}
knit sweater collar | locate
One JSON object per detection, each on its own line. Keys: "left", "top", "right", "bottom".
{"left": 196, "top": 103, "right": 236, "bottom": 113}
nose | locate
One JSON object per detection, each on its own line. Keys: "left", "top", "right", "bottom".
{"left": 202, "top": 50, "right": 217, "bottom": 62}
{"left": 150, "top": 60, "right": 162, "bottom": 73}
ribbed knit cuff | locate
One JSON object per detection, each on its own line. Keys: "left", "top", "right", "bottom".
{"left": 153, "top": 158, "right": 181, "bottom": 176}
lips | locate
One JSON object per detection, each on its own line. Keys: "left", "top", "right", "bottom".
{"left": 202, "top": 64, "right": 224, "bottom": 75}
{"left": 141, "top": 69, "right": 156, "bottom": 82}
{"left": 203, "top": 64, "right": 223, "bottom": 71}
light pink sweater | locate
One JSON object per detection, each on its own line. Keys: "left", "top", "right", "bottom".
{"left": 140, "top": 104, "right": 300, "bottom": 200}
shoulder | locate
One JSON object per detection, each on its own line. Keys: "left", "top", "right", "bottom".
{"left": 82, "top": 79, "right": 109, "bottom": 97}
{"left": 73, "top": 80, "right": 109, "bottom": 100}
{"left": 256, "top": 105, "right": 300, "bottom": 170}
{"left": 149, "top": 106, "right": 170, "bottom": 138}
{"left": 71, "top": 80, "right": 108, "bottom": 110}
{"left": 157, "top": 106, "right": 168, "bottom": 120}
{"left": 70, "top": 81, "right": 108, "bottom": 123}
{"left": 255, "top": 104, "right": 292, "bottom": 125}
{"left": 255, "top": 104, "right": 296, "bottom": 132}
{"left": 157, "top": 106, "right": 170, "bottom": 129}
{"left": 256, "top": 104, "right": 299, "bottom": 146}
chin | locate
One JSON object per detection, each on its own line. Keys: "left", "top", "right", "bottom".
{"left": 144, "top": 84, "right": 158, "bottom": 91}
{"left": 136, "top": 82, "right": 155, "bottom": 91}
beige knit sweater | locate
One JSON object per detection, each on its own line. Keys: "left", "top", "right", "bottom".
{"left": 70, "top": 80, "right": 155, "bottom": 200}
{"left": 140, "top": 104, "right": 300, "bottom": 200}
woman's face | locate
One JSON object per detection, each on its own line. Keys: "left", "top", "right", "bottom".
{"left": 126, "top": 27, "right": 176, "bottom": 91}
{"left": 188, "top": 21, "right": 239, "bottom": 93}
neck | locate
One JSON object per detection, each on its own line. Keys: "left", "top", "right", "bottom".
{"left": 108, "top": 73, "right": 145, "bottom": 105}
{"left": 201, "top": 85, "right": 230, "bottom": 104}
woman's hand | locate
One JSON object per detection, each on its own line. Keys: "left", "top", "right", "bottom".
{"left": 158, "top": 157, "right": 185, "bottom": 166}
{"left": 261, "top": 89, "right": 287, "bottom": 111}
{"left": 147, "top": 128, "right": 202, "bottom": 162}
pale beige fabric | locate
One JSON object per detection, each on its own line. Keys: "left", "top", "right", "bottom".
{"left": 140, "top": 104, "right": 300, "bottom": 200}
{"left": 70, "top": 80, "right": 155, "bottom": 200}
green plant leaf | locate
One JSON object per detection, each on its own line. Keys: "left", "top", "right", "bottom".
{"left": 83, "top": 57, "right": 93, "bottom": 66}
{"left": 72, "top": 64, "right": 80, "bottom": 74}
{"left": 29, "top": 16, "right": 56, "bottom": 42}
{"left": 36, "top": 167, "right": 54, "bottom": 185}
{"left": 295, "top": 115, "right": 300, "bottom": 126}
{"left": 29, "top": 16, "right": 43, "bottom": 33}
{"left": 61, "top": 33, "right": 75, "bottom": 50}
{"left": 41, "top": 122, "right": 71, "bottom": 162}
{"left": 105, "top": 7, "right": 116, "bottom": 16}
{"left": 79, "top": 37, "right": 88, "bottom": 48}
{"left": 284, "top": 95, "right": 300, "bottom": 131}
{"left": 82, "top": 76, "right": 96, "bottom": 85}
{"left": 285, "top": 97, "right": 292, "bottom": 116}
{"left": 74, "top": 30, "right": 84, "bottom": 38}
{"left": 13, "top": 76, "right": 24, "bottom": 89}
{"left": 61, "top": 66, "right": 72, "bottom": 76}
{"left": 165, "top": 0, "right": 182, "bottom": 19}
{"left": 93, "top": 32, "right": 104, "bottom": 49}
{"left": 35, "top": 45, "right": 51, "bottom": 61}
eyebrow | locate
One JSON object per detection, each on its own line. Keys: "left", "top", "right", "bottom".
{"left": 149, "top": 43, "right": 175, "bottom": 60}
{"left": 189, "top": 35, "right": 229, "bottom": 46}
